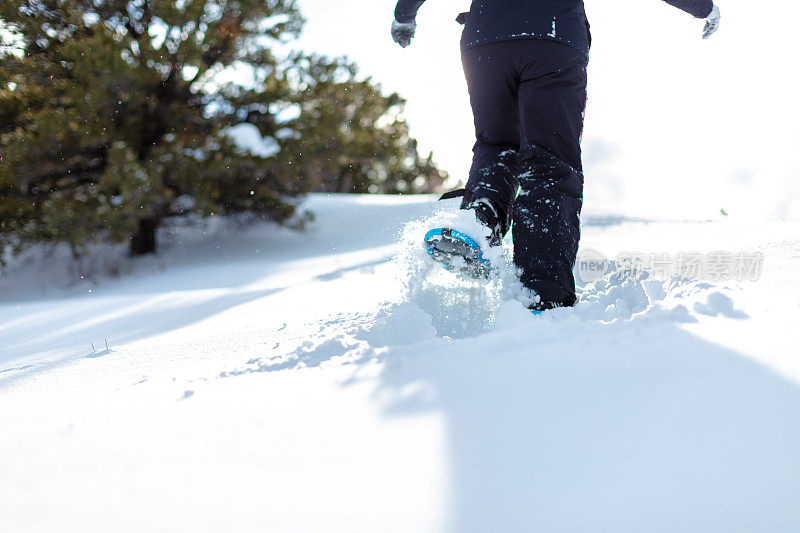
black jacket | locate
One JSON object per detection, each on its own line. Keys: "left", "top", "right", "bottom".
{"left": 395, "top": 0, "right": 714, "bottom": 57}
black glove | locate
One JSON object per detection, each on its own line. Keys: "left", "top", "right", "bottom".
{"left": 391, "top": 19, "right": 417, "bottom": 48}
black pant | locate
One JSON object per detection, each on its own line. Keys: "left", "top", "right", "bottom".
{"left": 461, "top": 39, "right": 588, "bottom": 306}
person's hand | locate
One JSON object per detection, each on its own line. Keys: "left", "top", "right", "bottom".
{"left": 391, "top": 20, "right": 417, "bottom": 48}
{"left": 702, "top": 5, "right": 721, "bottom": 39}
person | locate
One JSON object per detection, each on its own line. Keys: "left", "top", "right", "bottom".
{"left": 391, "top": 0, "right": 721, "bottom": 311}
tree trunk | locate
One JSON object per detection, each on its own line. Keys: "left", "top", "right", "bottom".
{"left": 336, "top": 170, "right": 352, "bottom": 193}
{"left": 129, "top": 217, "right": 158, "bottom": 256}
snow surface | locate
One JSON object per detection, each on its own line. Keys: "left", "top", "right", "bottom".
{"left": 1, "top": 194, "right": 800, "bottom": 532}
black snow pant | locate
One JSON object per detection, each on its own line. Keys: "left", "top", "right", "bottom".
{"left": 461, "top": 38, "right": 588, "bottom": 307}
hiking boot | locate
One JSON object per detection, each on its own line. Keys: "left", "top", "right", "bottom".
{"left": 438, "top": 188, "right": 509, "bottom": 246}
{"left": 467, "top": 196, "right": 505, "bottom": 246}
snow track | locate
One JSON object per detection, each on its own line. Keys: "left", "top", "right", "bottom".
{"left": 1, "top": 194, "right": 799, "bottom": 532}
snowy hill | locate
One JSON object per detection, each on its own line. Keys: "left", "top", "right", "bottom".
{"left": 1, "top": 194, "right": 800, "bottom": 532}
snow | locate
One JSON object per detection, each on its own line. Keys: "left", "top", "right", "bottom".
{"left": 222, "top": 123, "right": 281, "bottom": 158}
{"left": 2, "top": 194, "right": 800, "bottom": 531}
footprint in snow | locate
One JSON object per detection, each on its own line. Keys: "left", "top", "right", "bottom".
{"left": 693, "top": 292, "right": 749, "bottom": 319}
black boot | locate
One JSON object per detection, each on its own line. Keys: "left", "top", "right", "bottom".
{"left": 529, "top": 300, "right": 566, "bottom": 312}
{"left": 466, "top": 196, "right": 506, "bottom": 247}
{"left": 439, "top": 188, "right": 510, "bottom": 246}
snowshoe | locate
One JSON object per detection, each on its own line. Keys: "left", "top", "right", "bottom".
{"left": 424, "top": 227, "right": 491, "bottom": 280}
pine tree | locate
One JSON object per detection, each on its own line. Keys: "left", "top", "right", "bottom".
{"left": 1, "top": 0, "right": 305, "bottom": 256}
{"left": 282, "top": 54, "right": 447, "bottom": 195}
{"left": 0, "top": 1, "right": 446, "bottom": 260}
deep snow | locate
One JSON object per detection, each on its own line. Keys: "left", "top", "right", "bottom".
{"left": 1, "top": 194, "right": 799, "bottom": 532}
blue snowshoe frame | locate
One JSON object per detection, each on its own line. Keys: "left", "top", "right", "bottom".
{"left": 424, "top": 227, "right": 492, "bottom": 280}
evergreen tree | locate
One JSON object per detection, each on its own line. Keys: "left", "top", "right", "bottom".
{"left": 283, "top": 54, "right": 447, "bottom": 195}
{"left": 1, "top": 0, "right": 304, "bottom": 256}
{"left": 0, "top": 0, "right": 446, "bottom": 259}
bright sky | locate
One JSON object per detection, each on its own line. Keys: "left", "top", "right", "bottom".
{"left": 293, "top": 0, "right": 799, "bottom": 219}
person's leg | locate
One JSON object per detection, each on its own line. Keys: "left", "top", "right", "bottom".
{"left": 512, "top": 40, "right": 588, "bottom": 308}
{"left": 460, "top": 41, "right": 521, "bottom": 237}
